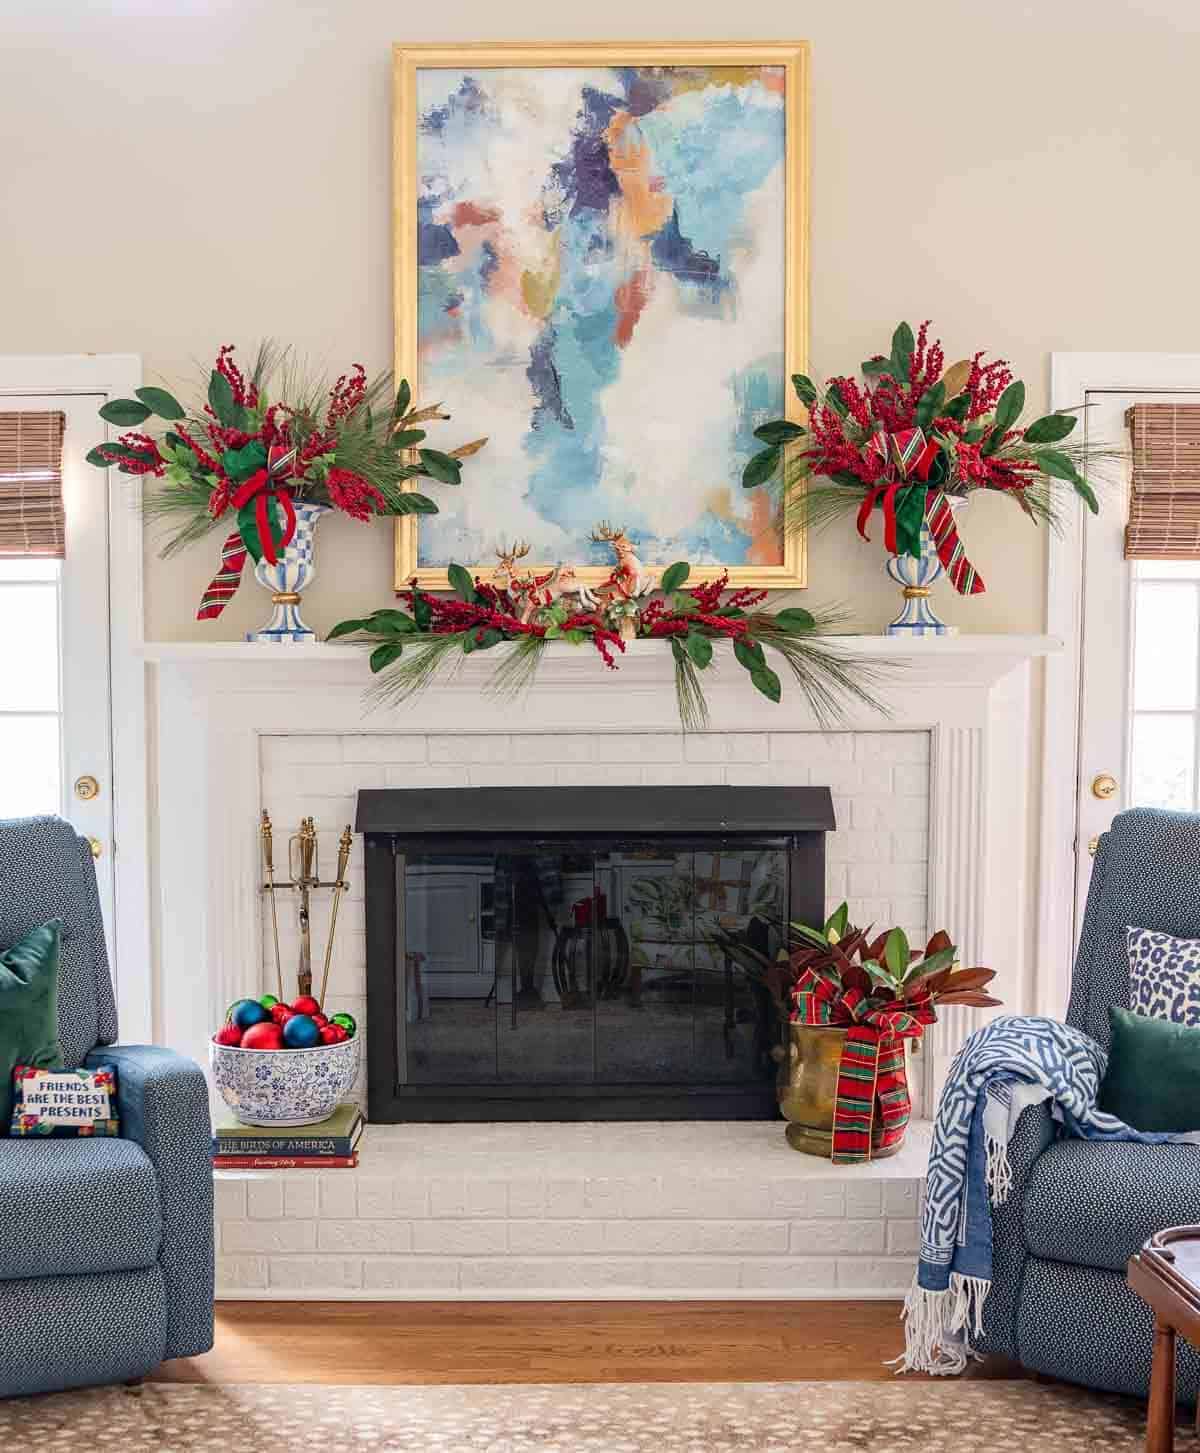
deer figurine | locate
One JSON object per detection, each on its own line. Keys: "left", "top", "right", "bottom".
{"left": 589, "top": 522, "right": 657, "bottom": 602}
{"left": 491, "top": 540, "right": 588, "bottom": 624}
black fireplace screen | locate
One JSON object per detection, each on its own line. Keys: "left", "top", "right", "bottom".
{"left": 358, "top": 786, "right": 834, "bottom": 1121}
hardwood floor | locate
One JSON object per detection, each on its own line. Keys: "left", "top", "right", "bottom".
{"left": 152, "top": 1301, "right": 1024, "bottom": 1386}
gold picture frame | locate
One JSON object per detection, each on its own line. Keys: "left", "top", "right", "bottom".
{"left": 393, "top": 40, "right": 809, "bottom": 592}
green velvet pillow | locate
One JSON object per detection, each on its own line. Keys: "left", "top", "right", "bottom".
{"left": 0, "top": 921, "right": 63, "bottom": 1129}
{"left": 1099, "top": 1004, "right": 1200, "bottom": 1132}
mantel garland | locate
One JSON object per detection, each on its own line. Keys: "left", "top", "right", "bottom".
{"left": 742, "top": 320, "right": 1120, "bottom": 594}
{"left": 330, "top": 531, "right": 889, "bottom": 732}
{"left": 85, "top": 343, "right": 485, "bottom": 620}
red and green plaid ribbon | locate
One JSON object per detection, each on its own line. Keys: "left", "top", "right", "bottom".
{"left": 197, "top": 530, "right": 248, "bottom": 621}
{"left": 790, "top": 969, "right": 935, "bottom": 1163}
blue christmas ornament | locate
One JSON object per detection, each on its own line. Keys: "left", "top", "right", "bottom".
{"left": 230, "top": 998, "right": 270, "bottom": 1031}
{"left": 282, "top": 1013, "right": 321, "bottom": 1048}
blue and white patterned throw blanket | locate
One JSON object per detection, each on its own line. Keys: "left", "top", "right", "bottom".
{"left": 900, "top": 1014, "right": 1196, "bottom": 1375}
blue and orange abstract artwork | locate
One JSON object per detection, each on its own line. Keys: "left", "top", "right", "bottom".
{"left": 408, "top": 61, "right": 799, "bottom": 578}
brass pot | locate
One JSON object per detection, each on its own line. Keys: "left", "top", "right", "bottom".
{"left": 777, "top": 1022, "right": 901, "bottom": 1158}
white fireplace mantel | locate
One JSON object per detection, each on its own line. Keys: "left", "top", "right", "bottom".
{"left": 145, "top": 634, "right": 1058, "bottom": 1106}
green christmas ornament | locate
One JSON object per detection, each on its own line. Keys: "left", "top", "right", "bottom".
{"left": 260, "top": 994, "right": 279, "bottom": 1009}
{"left": 330, "top": 1012, "right": 357, "bottom": 1037}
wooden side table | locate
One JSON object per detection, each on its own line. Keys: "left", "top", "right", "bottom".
{"left": 1128, "top": 1225, "right": 1200, "bottom": 1452}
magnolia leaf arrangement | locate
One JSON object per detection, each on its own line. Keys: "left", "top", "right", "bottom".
{"left": 709, "top": 900, "right": 1001, "bottom": 1024}
{"left": 742, "top": 321, "right": 1121, "bottom": 594}
{"left": 329, "top": 540, "right": 889, "bottom": 732}
{"left": 87, "top": 343, "right": 485, "bottom": 618}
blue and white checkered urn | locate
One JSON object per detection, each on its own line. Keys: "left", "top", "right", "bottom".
{"left": 883, "top": 498, "right": 966, "bottom": 637}
{"left": 247, "top": 500, "right": 329, "bottom": 644}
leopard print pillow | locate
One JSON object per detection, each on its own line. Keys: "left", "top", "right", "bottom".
{"left": 1127, "top": 926, "right": 1200, "bottom": 1027}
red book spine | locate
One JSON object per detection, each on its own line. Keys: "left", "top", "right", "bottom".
{"left": 212, "top": 1154, "right": 358, "bottom": 1169}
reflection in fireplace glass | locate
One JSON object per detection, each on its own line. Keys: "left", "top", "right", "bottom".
{"left": 399, "top": 843, "right": 787, "bottom": 1091}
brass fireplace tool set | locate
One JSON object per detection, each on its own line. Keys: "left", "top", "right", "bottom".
{"left": 260, "top": 811, "right": 353, "bottom": 1001}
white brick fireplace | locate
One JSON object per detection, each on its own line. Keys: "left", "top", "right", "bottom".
{"left": 145, "top": 633, "right": 1054, "bottom": 1299}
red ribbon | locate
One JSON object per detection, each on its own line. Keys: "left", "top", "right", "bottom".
{"left": 231, "top": 469, "right": 297, "bottom": 566}
{"left": 856, "top": 482, "right": 902, "bottom": 552}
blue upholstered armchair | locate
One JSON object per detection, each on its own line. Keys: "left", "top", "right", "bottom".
{"left": 0, "top": 816, "right": 214, "bottom": 1398}
{"left": 980, "top": 807, "right": 1200, "bottom": 1397}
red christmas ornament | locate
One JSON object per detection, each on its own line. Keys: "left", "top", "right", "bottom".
{"left": 241, "top": 1021, "right": 285, "bottom": 1051}
{"left": 311, "top": 1013, "right": 329, "bottom": 1028}
{"left": 291, "top": 995, "right": 322, "bottom": 1017}
{"left": 213, "top": 1023, "right": 244, "bottom": 1047}
{"left": 318, "top": 1024, "right": 341, "bottom": 1045}
{"left": 270, "top": 1003, "right": 296, "bottom": 1026}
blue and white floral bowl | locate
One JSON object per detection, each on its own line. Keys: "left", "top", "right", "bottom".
{"left": 209, "top": 1035, "right": 361, "bottom": 1127}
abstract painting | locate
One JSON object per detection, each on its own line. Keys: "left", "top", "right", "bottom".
{"left": 393, "top": 43, "right": 808, "bottom": 588}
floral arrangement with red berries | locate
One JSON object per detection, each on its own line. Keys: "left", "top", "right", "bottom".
{"left": 86, "top": 343, "right": 485, "bottom": 620}
{"left": 742, "top": 321, "right": 1118, "bottom": 595}
{"left": 329, "top": 525, "right": 887, "bottom": 731}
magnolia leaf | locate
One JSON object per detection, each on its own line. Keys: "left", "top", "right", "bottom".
{"left": 750, "top": 664, "right": 781, "bottom": 703}
{"left": 1075, "top": 476, "right": 1100, "bottom": 514}
{"left": 393, "top": 378, "right": 411, "bottom": 419}
{"left": 791, "top": 921, "right": 831, "bottom": 949}
{"left": 660, "top": 561, "right": 690, "bottom": 594}
{"left": 85, "top": 445, "right": 114, "bottom": 468}
{"left": 914, "top": 381, "right": 946, "bottom": 430}
{"left": 993, "top": 380, "right": 1026, "bottom": 433}
{"left": 742, "top": 446, "right": 781, "bottom": 489}
{"left": 418, "top": 448, "right": 462, "bottom": 485}
{"left": 937, "top": 990, "right": 1004, "bottom": 1007}
{"left": 365, "top": 608, "right": 417, "bottom": 634}
{"left": 791, "top": 374, "right": 819, "bottom": 406}
{"left": 754, "top": 419, "right": 806, "bottom": 445}
{"left": 449, "top": 436, "right": 488, "bottom": 459}
{"left": 447, "top": 562, "right": 476, "bottom": 602}
{"left": 326, "top": 618, "right": 366, "bottom": 640}
{"left": 1022, "top": 413, "right": 1077, "bottom": 444}
{"left": 393, "top": 492, "right": 439, "bottom": 515}
{"left": 98, "top": 398, "right": 152, "bottom": 427}
{"left": 412, "top": 593, "right": 432, "bottom": 631}
{"left": 939, "top": 359, "right": 973, "bottom": 398}
{"left": 236, "top": 495, "right": 286, "bottom": 565}
{"left": 925, "top": 928, "right": 954, "bottom": 957}
{"left": 391, "top": 429, "right": 427, "bottom": 448}
{"left": 825, "top": 389, "right": 849, "bottom": 419}
{"left": 904, "top": 944, "right": 957, "bottom": 982}
{"left": 134, "top": 386, "right": 185, "bottom": 420}
{"left": 734, "top": 637, "right": 766, "bottom": 672}
{"left": 774, "top": 607, "right": 816, "bottom": 634}
{"left": 883, "top": 926, "right": 910, "bottom": 977}
{"left": 861, "top": 358, "right": 893, "bottom": 377}
{"left": 369, "top": 640, "right": 405, "bottom": 673}
{"left": 684, "top": 631, "right": 713, "bottom": 669}
{"left": 981, "top": 424, "right": 1006, "bottom": 458}
{"left": 222, "top": 439, "right": 267, "bottom": 484}
{"left": 403, "top": 403, "right": 450, "bottom": 426}
{"left": 207, "top": 369, "right": 242, "bottom": 429}
{"left": 941, "top": 966, "right": 998, "bottom": 993}
{"left": 942, "top": 393, "right": 971, "bottom": 421}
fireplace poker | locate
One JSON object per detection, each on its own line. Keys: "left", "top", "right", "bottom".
{"left": 290, "top": 816, "right": 319, "bottom": 999}
{"left": 318, "top": 825, "right": 353, "bottom": 1008}
{"left": 259, "top": 810, "right": 284, "bottom": 1000}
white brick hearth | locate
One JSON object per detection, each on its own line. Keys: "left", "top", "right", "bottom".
{"left": 215, "top": 1121, "right": 929, "bottom": 1299}
{"left": 145, "top": 634, "right": 1054, "bottom": 1300}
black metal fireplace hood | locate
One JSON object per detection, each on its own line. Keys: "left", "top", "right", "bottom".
{"left": 355, "top": 784, "right": 835, "bottom": 840}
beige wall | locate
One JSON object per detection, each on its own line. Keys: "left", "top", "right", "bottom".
{"left": 3, "top": 1, "right": 1198, "bottom": 642}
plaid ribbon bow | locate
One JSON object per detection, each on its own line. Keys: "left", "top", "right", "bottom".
{"left": 790, "top": 968, "right": 936, "bottom": 1163}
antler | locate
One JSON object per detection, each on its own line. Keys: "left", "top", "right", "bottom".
{"left": 495, "top": 538, "right": 531, "bottom": 566}
{"left": 589, "top": 521, "right": 624, "bottom": 543}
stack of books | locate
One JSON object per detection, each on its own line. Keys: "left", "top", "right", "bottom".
{"left": 211, "top": 1103, "right": 363, "bottom": 1169}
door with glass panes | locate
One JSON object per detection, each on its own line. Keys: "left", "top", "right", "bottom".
{"left": 1075, "top": 383, "right": 1200, "bottom": 938}
{"left": 0, "top": 394, "right": 114, "bottom": 941}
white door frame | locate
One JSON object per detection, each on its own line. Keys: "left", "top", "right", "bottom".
{"left": 1040, "top": 353, "right": 1200, "bottom": 1015}
{"left": 0, "top": 354, "right": 151, "bottom": 1043}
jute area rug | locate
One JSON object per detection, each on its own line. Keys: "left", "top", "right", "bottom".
{"left": 0, "top": 1378, "right": 1149, "bottom": 1451}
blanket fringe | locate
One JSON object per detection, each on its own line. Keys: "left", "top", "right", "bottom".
{"left": 986, "top": 1131, "right": 1013, "bottom": 1204}
{"left": 894, "top": 1271, "right": 990, "bottom": 1375}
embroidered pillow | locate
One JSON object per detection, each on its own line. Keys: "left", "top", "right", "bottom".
{"left": 1127, "top": 926, "right": 1200, "bottom": 1027}
{"left": 10, "top": 1064, "right": 119, "bottom": 1137}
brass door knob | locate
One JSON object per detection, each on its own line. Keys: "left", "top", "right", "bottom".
{"left": 74, "top": 774, "right": 100, "bottom": 801}
{"left": 1091, "top": 773, "right": 1118, "bottom": 801}
{"left": 1088, "top": 834, "right": 1100, "bottom": 857}
{"left": 87, "top": 836, "right": 102, "bottom": 859}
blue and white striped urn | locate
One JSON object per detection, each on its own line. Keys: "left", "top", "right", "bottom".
{"left": 247, "top": 500, "right": 329, "bottom": 644}
{"left": 883, "top": 497, "right": 965, "bottom": 637}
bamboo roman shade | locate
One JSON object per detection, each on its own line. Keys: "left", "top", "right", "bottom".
{"left": 0, "top": 411, "right": 66, "bottom": 558}
{"left": 1125, "top": 403, "right": 1200, "bottom": 560}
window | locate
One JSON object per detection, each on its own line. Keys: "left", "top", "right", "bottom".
{"left": 1130, "top": 559, "right": 1200, "bottom": 811}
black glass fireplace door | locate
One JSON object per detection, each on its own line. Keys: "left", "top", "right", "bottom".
{"left": 395, "top": 841, "right": 787, "bottom": 1099}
